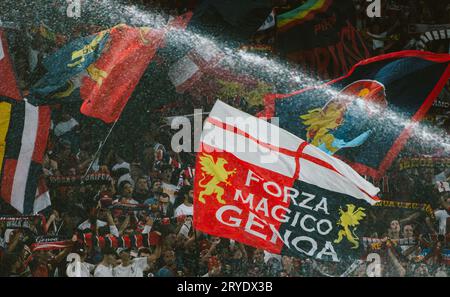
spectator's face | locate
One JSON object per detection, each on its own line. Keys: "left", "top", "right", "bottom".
{"left": 253, "top": 249, "right": 264, "bottom": 263}
{"left": 159, "top": 193, "right": 170, "bottom": 206}
{"left": 403, "top": 225, "right": 414, "bottom": 238}
{"left": 98, "top": 208, "right": 110, "bottom": 219}
{"left": 136, "top": 178, "right": 148, "bottom": 193}
{"left": 390, "top": 220, "right": 400, "bottom": 232}
{"left": 122, "top": 183, "right": 133, "bottom": 197}
{"left": 163, "top": 250, "right": 175, "bottom": 266}
{"left": 152, "top": 181, "right": 162, "bottom": 192}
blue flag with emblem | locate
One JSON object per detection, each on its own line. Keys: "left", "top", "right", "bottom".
{"left": 261, "top": 51, "right": 450, "bottom": 179}
{"left": 29, "top": 30, "right": 109, "bottom": 103}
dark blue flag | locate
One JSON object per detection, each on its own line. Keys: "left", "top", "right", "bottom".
{"left": 29, "top": 30, "right": 110, "bottom": 102}
{"left": 261, "top": 51, "right": 450, "bottom": 179}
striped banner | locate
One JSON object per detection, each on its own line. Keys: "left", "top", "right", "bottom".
{"left": 415, "top": 28, "right": 450, "bottom": 52}
{"left": 0, "top": 99, "right": 51, "bottom": 214}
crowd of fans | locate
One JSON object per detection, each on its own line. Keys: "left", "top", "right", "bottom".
{"left": 0, "top": 0, "right": 448, "bottom": 277}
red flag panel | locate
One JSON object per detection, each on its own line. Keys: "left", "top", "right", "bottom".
{"left": 0, "top": 30, "right": 22, "bottom": 100}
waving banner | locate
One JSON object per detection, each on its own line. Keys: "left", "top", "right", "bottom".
{"left": 30, "top": 14, "right": 192, "bottom": 123}
{"left": 275, "top": 0, "right": 370, "bottom": 80}
{"left": 0, "top": 99, "right": 51, "bottom": 214}
{"left": 260, "top": 51, "right": 450, "bottom": 179}
{"left": 194, "top": 101, "right": 379, "bottom": 262}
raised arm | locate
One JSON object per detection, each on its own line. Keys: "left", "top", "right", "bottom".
{"left": 387, "top": 247, "right": 406, "bottom": 277}
{"left": 147, "top": 242, "right": 162, "bottom": 266}
{"left": 118, "top": 214, "right": 131, "bottom": 236}
{"left": 105, "top": 210, "right": 120, "bottom": 237}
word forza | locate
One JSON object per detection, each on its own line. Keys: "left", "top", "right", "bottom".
{"left": 216, "top": 170, "right": 340, "bottom": 262}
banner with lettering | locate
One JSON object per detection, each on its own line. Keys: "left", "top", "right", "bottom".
{"left": 193, "top": 101, "right": 380, "bottom": 262}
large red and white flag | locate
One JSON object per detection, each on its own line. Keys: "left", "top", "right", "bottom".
{"left": 194, "top": 100, "right": 380, "bottom": 262}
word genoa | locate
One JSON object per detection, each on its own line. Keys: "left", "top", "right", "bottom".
{"left": 214, "top": 170, "right": 349, "bottom": 262}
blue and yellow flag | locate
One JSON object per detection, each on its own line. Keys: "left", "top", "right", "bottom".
{"left": 30, "top": 30, "right": 109, "bottom": 102}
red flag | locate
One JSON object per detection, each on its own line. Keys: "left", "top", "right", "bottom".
{"left": 79, "top": 25, "right": 166, "bottom": 123}
{"left": 79, "top": 13, "right": 193, "bottom": 124}
{"left": 0, "top": 29, "right": 22, "bottom": 100}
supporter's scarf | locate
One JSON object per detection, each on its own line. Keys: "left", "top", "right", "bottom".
{"left": 47, "top": 173, "right": 112, "bottom": 186}
{"left": 373, "top": 200, "right": 435, "bottom": 219}
{"left": 107, "top": 202, "right": 149, "bottom": 212}
{"left": 156, "top": 215, "right": 188, "bottom": 225}
{"left": 0, "top": 215, "right": 47, "bottom": 234}
{"left": 414, "top": 28, "right": 450, "bottom": 51}
{"left": 30, "top": 236, "right": 73, "bottom": 251}
{"left": 398, "top": 157, "right": 450, "bottom": 171}
{"left": 79, "top": 231, "right": 161, "bottom": 249}
{"left": 105, "top": 201, "right": 189, "bottom": 224}
{"left": 362, "top": 237, "right": 417, "bottom": 249}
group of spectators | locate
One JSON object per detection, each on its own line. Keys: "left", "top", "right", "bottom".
{"left": 0, "top": 107, "right": 447, "bottom": 277}
{"left": 0, "top": 0, "right": 448, "bottom": 277}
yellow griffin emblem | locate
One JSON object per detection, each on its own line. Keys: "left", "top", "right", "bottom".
{"left": 334, "top": 204, "right": 366, "bottom": 249}
{"left": 300, "top": 101, "right": 345, "bottom": 154}
{"left": 197, "top": 154, "right": 236, "bottom": 204}
{"left": 67, "top": 31, "right": 107, "bottom": 68}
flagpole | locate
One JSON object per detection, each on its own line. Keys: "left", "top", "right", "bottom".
{"left": 82, "top": 119, "right": 119, "bottom": 179}
{"left": 193, "top": 227, "right": 200, "bottom": 277}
